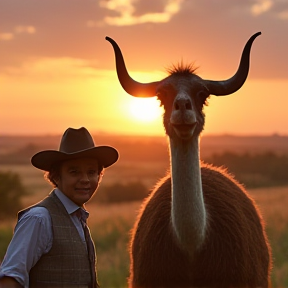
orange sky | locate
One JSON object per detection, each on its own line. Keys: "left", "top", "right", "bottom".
{"left": 0, "top": 0, "right": 287, "bottom": 136}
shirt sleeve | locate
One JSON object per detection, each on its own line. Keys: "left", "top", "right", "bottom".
{"left": 0, "top": 207, "right": 52, "bottom": 288}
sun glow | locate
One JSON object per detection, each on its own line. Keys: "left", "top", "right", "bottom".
{"left": 128, "top": 97, "right": 163, "bottom": 122}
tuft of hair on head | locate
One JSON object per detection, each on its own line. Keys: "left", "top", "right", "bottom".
{"left": 166, "top": 61, "right": 198, "bottom": 76}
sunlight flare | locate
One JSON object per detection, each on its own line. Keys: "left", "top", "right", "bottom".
{"left": 128, "top": 97, "right": 163, "bottom": 123}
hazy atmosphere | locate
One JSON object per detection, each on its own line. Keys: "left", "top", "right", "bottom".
{"left": 1, "top": 2, "right": 288, "bottom": 286}
{"left": 1, "top": 0, "right": 287, "bottom": 136}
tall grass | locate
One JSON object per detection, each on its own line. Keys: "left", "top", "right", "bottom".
{"left": 250, "top": 186, "right": 288, "bottom": 287}
{"left": 92, "top": 218, "right": 131, "bottom": 287}
{"left": 86, "top": 201, "right": 139, "bottom": 287}
{"left": 267, "top": 224, "right": 288, "bottom": 287}
{"left": 1, "top": 187, "right": 288, "bottom": 287}
{"left": 89, "top": 187, "right": 288, "bottom": 288}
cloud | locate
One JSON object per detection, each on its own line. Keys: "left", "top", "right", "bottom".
{"left": 251, "top": 0, "right": 273, "bottom": 16}
{"left": 250, "top": 0, "right": 288, "bottom": 20}
{"left": 15, "top": 25, "right": 36, "bottom": 34}
{"left": 0, "top": 25, "right": 36, "bottom": 41}
{"left": 277, "top": 9, "right": 288, "bottom": 19}
{"left": 1, "top": 57, "right": 102, "bottom": 81}
{"left": 0, "top": 33, "right": 14, "bottom": 41}
{"left": 94, "top": 0, "right": 184, "bottom": 26}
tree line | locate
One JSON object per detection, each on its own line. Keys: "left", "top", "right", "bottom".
{"left": 1, "top": 151, "right": 287, "bottom": 219}
{"left": 205, "top": 151, "right": 288, "bottom": 188}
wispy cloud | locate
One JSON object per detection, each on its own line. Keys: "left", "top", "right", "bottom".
{"left": 277, "top": 9, "right": 288, "bottom": 20}
{"left": 251, "top": 0, "right": 273, "bottom": 16}
{"left": 250, "top": 0, "right": 288, "bottom": 20}
{"left": 0, "top": 33, "right": 14, "bottom": 41}
{"left": 1, "top": 57, "right": 101, "bottom": 80}
{"left": 0, "top": 25, "right": 36, "bottom": 41}
{"left": 15, "top": 25, "right": 36, "bottom": 34}
{"left": 89, "top": 0, "right": 184, "bottom": 27}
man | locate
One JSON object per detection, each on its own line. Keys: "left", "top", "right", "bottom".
{"left": 0, "top": 127, "right": 119, "bottom": 288}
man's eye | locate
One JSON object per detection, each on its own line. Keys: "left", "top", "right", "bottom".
{"left": 88, "top": 170, "right": 97, "bottom": 175}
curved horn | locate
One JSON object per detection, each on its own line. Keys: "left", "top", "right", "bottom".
{"left": 106, "top": 36, "right": 159, "bottom": 97}
{"left": 205, "top": 32, "right": 261, "bottom": 96}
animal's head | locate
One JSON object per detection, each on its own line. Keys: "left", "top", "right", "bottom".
{"left": 106, "top": 32, "right": 261, "bottom": 140}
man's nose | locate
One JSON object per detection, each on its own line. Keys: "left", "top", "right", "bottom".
{"left": 80, "top": 173, "right": 90, "bottom": 182}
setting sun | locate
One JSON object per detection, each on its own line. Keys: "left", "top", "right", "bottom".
{"left": 128, "top": 97, "right": 163, "bottom": 122}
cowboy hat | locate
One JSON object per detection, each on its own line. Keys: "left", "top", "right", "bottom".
{"left": 31, "top": 127, "right": 119, "bottom": 171}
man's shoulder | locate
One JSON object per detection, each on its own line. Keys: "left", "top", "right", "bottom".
{"left": 18, "top": 191, "right": 57, "bottom": 219}
{"left": 25, "top": 206, "right": 50, "bottom": 216}
{"left": 18, "top": 206, "right": 50, "bottom": 222}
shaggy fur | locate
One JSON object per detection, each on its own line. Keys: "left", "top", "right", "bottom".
{"left": 129, "top": 164, "right": 271, "bottom": 288}
{"left": 166, "top": 62, "right": 198, "bottom": 76}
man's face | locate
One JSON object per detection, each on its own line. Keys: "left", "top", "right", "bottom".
{"left": 55, "top": 157, "right": 100, "bottom": 206}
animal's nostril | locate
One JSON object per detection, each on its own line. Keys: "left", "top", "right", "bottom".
{"left": 174, "top": 100, "right": 192, "bottom": 110}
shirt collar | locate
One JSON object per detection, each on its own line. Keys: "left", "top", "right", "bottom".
{"left": 54, "top": 188, "right": 89, "bottom": 219}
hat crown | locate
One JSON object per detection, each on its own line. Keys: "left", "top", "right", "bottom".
{"left": 31, "top": 126, "right": 119, "bottom": 171}
{"left": 59, "top": 127, "right": 95, "bottom": 153}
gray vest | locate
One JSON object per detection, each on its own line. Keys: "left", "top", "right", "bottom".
{"left": 18, "top": 191, "right": 98, "bottom": 288}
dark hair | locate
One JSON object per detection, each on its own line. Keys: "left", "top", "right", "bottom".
{"left": 44, "top": 160, "right": 104, "bottom": 187}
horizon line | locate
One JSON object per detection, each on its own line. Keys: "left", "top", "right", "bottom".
{"left": 1, "top": 132, "right": 288, "bottom": 138}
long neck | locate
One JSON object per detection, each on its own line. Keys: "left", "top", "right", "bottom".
{"left": 169, "top": 136, "right": 207, "bottom": 254}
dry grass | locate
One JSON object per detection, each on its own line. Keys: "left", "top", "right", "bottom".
{"left": 86, "top": 185, "right": 288, "bottom": 233}
{"left": 85, "top": 202, "right": 142, "bottom": 288}
{"left": 248, "top": 186, "right": 288, "bottom": 287}
{"left": 87, "top": 185, "right": 288, "bottom": 288}
{"left": 249, "top": 186, "right": 288, "bottom": 232}
{"left": 1, "top": 161, "right": 288, "bottom": 287}
{"left": 86, "top": 201, "right": 141, "bottom": 227}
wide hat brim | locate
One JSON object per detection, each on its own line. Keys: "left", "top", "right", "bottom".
{"left": 31, "top": 146, "right": 119, "bottom": 171}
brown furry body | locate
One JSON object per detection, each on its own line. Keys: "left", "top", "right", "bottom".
{"left": 129, "top": 164, "right": 271, "bottom": 288}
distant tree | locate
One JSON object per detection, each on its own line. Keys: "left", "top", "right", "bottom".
{"left": 205, "top": 151, "right": 288, "bottom": 188}
{"left": 0, "top": 143, "right": 40, "bottom": 165}
{"left": 0, "top": 171, "right": 29, "bottom": 219}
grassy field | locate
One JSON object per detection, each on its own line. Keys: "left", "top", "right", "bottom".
{"left": 87, "top": 201, "right": 140, "bottom": 287}
{"left": 1, "top": 163, "right": 288, "bottom": 287}
{"left": 85, "top": 186, "right": 288, "bottom": 288}
{"left": 1, "top": 188, "right": 288, "bottom": 287}
{"left": 249, "top": 186, "right": 288, "bottom": 287}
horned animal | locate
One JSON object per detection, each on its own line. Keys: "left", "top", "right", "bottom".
{"left": 106, "top": 32, "right": 272, "bottom": 288}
